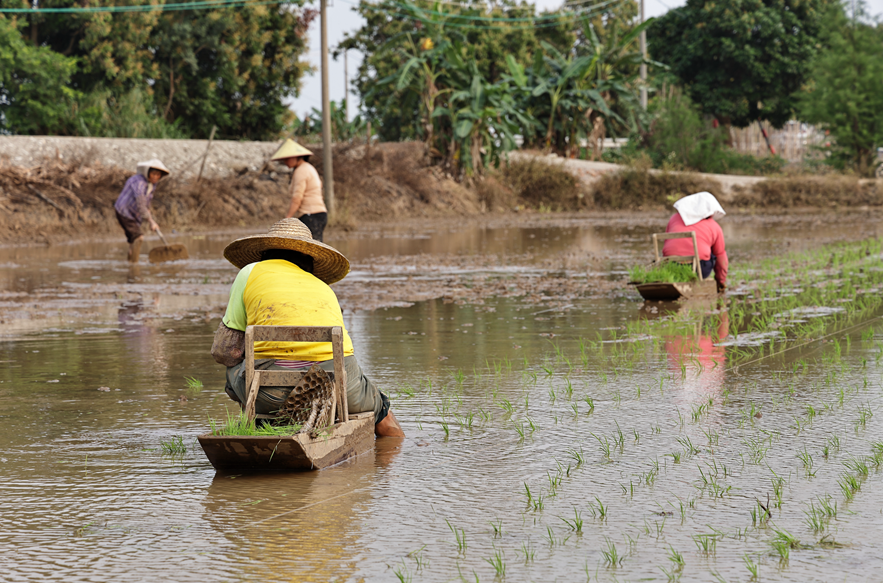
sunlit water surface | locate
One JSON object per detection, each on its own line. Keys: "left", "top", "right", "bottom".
{"left": 2, "top": 212, "right": 883, "bottom": 582}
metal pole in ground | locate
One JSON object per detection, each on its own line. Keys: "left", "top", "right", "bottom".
{"left": 321, "top": 0, "right": 335, "bottom": 218}
{"left": 344, "top": 49, "right": 349, "bottom": 124}
{"left": 640, "top": 0, "right": 647, "bottom": 110}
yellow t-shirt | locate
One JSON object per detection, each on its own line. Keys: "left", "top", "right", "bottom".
{"left": 222, "top": 259, "right": 354, "bottom": 361}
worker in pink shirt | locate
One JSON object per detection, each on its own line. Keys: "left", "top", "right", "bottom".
{"left": 662, "top": 191, "right": 728, "bottom": 293}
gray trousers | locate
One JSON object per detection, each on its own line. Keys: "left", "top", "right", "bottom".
{"left": 225, "top": 354, "right": 387, "bottom": 423}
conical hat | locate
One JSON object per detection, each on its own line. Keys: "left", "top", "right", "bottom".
{"left": 136, "top": 159, "right": 171, "bottom": 177}
{"left": 270, "top": 139, "right": 313, "bottom": 161}
{"left": 223, "top": 218, "right": 349, "bottom": 284}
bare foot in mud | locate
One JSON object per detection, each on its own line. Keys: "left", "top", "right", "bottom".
{"left": 128, "top": 236, "right": 143, "bottom": 263}
{"left": 375, "top": 410, "right": 405, "bottom": 437}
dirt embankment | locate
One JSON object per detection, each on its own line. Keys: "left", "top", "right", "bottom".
{"left": 2, "top": 140, "right": 882, "bottom": 245}
{"left": 0, "top": 142, "right": 480, "bottom": 244}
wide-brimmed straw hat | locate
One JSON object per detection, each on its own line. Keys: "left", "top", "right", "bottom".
{"left": 270, "top": 139, "right": 313, "bottom": 161}
{"left": 136, "top": 159, "right": 171, "bottom": 177}
{"left": 223, "top": 218, "right": 349, "bottom": 284}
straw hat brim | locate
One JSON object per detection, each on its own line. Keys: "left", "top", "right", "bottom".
{"left": 137, "top": 159, "right": 171, "bottom": 176}
{"left": 223, "top": 234, "right": 350, "bottom": 285}
{"left": 271, "top": 139, "right": 313, "bottom": 161}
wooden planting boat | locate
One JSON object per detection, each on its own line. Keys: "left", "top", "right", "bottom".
{"left": 198, "top": 325, "right": 375, "bottom": 472}
{"left": 633, "top": 232, "right": 719, "bottom": 302}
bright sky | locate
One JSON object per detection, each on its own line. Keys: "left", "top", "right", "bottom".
{"left": 286, "top": 0, "right": 883, "bottom": 122}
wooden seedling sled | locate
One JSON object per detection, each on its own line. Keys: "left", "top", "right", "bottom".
{"left": 633, "top": 232, "right": 718, "bottom": 302}
{"left": 198, "top": 325, "right": 374, "bottom": 472}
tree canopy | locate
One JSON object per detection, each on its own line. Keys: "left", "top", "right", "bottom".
{"left": 799, "top": 1, "right": 883, "bottom": 175}
{"left": 649, "top": 0, "right": 826, "bottom": 128}
{"left": 337, "top": 0, "right": 575, "bottom": 142}
{"left": 0, "top": 1, "right": 315, "bottom": 139}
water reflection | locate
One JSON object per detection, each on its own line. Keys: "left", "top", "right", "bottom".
{"left": 200, "top": 440, "right": 402, "bottom": 581}
{"left": 663, "top": 312, "right": 729, "bottom": 401}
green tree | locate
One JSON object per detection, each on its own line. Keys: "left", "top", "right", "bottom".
{"left": 799, "top": 1, "right": 883, "bottom": 175}
{"left": 338, "top": 0, "right": 573, "bottom": 141}
{"left": 0, "top": 15, "right": 78, "bottom": 134}
{"left": 649, "top": 0, "right": 826, "bottom": 128}
{"left": 374, "top": 36, "right": 522, "bottom": 176}
{"left": 150, "top": 5, "right": 315, "bottom": 139}
{"left": 0, "top": 0, "right": 315, "bottom": 139}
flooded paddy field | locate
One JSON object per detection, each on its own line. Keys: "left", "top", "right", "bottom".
{"left": 2, "top": 210, "right": 883, "bottom": 582}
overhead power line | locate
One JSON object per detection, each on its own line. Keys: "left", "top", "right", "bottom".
{"left": 0, "top": 0, "right": 287, "bottom": 13}
{"left": 376, "top": 0, "right": 625, "bottom": 22}
{"left": 342, "top": 0, "right": 628, "bottom": 29}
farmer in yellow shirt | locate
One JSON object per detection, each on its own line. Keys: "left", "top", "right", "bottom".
{"left": 210, "top": 218, "right": 404, "bottom": 437}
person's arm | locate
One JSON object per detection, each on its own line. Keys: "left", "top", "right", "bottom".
{"left": 285, "top": 166, "right": 307, "bottom": 218}
{"left": 136, "top": 182, "right": 159, "bottom": 231}
{"left": 211, "top": 322, "right": 245, "bottom": 367}
{"left": 211, "top": 264, "right": 255, "bottom": 366}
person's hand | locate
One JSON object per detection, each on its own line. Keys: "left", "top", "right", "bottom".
{"left": 717, "top": 283, "right": 727, "bottom": 294}
{"left": 150, "top": 220, "right": 159, "bottom": 232}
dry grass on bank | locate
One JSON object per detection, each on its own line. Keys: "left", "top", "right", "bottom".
{"left": 3, "top": 142, "right": 881, "bottom": 245}
{"left": 482, "top": 157, "right": 588, "bottom": 212}
{"left": 0, "top": 142, "right": 481, "bottom": 243}
{"left": 588, "top": 167, "right": 883, "bottom": 210}
{"left": 730, "top": 174, "right": 883, "bottom": 207}
{"left": 590, "top": 168, "right": 723, "bottom": 210}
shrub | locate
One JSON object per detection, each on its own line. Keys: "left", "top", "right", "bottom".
{"left": 499, "top": 158, "right": 585, "bottom": 210}
{"left": 630, "top": 88, "right": 787, "bottom": 176}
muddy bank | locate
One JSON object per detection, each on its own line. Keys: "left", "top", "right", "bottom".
{"left": 3, "top": 140, "right": 882, "bottom": 245}
{"left": 0, "top": 142, "right": 480, "bottom": 245}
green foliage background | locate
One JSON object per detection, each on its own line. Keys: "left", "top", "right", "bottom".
{"left": 798, "top": 1, "right": 883, "bottom": 175}
{"left": 649, "top": 0, "right": 826, "bottom": 129}
{"left": 337, "top": 0, "right": 576, "bottom": 142}
{"left": 0, "top": 0, "right": 315, "bottom": 139}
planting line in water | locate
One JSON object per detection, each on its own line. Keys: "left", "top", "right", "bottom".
{"left": 729, "top": 313, "right": 883, "bottom": 375}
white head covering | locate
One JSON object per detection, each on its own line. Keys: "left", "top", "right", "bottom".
{"left": 673, "top": 191, "right": 726, "bottom": 226}
{"left": 136, "top": 159, "right": 171, "bottom": 178}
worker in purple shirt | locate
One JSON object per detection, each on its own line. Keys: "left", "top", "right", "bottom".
{"left": 113, "top": 159, "right": 171, "bottom": 263}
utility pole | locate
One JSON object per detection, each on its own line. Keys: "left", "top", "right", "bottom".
{"left": 344, "top": 49, "right": 349, "bottom": 124}
{"left": 640, "top": 0, "right": 647, "bottom": 110}
{"left": 320, "top": 0, "right": 335, "bottom": 218}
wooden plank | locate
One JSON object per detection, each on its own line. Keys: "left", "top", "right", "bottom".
{"left": 660, "top": 255, "right": 695, "bottom": 263}
{"left": 653, "top": 232, "right": 695, "bottom": 241}
{"left": 636, "top": 282, "right": 683, "bottom": 301}
{"left": 197, "top": 414, "right": 374, "bottom": 471}
{"left": 258, "top": 370, "right": 305, "bottom": 386}
{"left": 244, "top": 370, "right": 261, "bottom": 421}
{"left": 244, "top": 326, "right": 255, "bottom": 409}
{"left": 252, "top": 326, "right": 333, "bottom": 343}
{"left": 331, "top": 326, "right": 348, "bottom": 422}
{"left": 256, "top": 370, "right": 335, "bottom": 386}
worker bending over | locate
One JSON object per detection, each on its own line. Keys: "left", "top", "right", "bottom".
{"left": 663, "top": 191, "right": 729, "bottom": 293}
{"left": 114, "top": 159, "right": 170, "bottom": 263}
{"left": 211, "top": 218, "right": 404, "bottom": 437}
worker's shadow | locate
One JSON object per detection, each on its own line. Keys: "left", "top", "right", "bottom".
{"left": 200, "top": 439, "right": 402, "bottom": 579}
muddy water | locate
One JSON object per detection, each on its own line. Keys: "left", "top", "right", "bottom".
{"left": 3, "top": 212, "right": 883, "bottom": 582}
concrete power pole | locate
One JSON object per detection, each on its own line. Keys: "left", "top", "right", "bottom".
{"left": 344, "top": 50, "right": 350, "bottom": 124}
{"left": 321, "top": 0, "right": 335, "bottom": 218}
{"left": 640, "top": 0, "right": 647, "bottom": 110}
